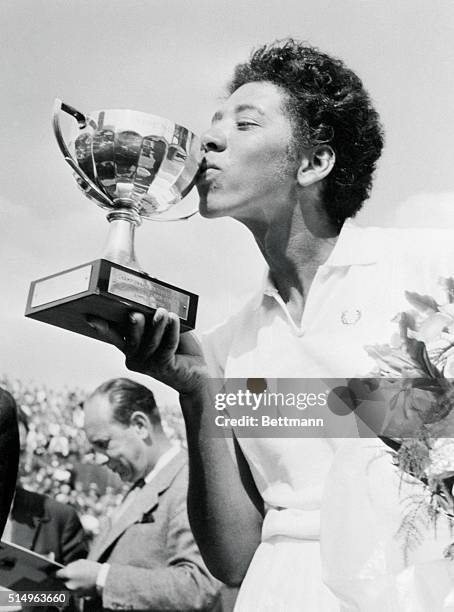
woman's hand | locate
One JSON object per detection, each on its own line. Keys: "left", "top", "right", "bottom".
{"left": 87, "top": 308, "right": 209, "bottom": 395}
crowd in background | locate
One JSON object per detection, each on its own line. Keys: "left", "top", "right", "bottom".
{"left": 0, "top": 375, "right": 186, "bottom": 540}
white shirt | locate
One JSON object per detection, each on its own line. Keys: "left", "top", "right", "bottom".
{"left": 203, "top": 222, "right": 454, "bottom": 519}
{"left": 202, "top": 222, "right": 454, "bottom": 610}
{"left": 203, "top": 221, "right": 454, "bottom": 380}
{"left": 143, "top": 444, "right": 181, "bottom": 486}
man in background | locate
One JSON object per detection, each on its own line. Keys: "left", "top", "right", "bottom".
{"left": 4, "top": 406, "right": 88, "bottom": 564}
{"left": 0, "top": 389, "right": 19, "bottom": 538}
{"left": 57, "top": 377, "right": 220, "bottom": 612}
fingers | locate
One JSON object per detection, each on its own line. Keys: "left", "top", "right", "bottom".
{"left": 125, "top": 312, "right": 146, "bottom": 356}
{"left": 155, "top": 312, "right": 180, "bottom": 360}
{"left": 86, "top": 316, "right": 126, "bottom": 351}
{"left": 133, "top": 310, "right": 180, "bottom": 363}
{"left": 122, "top": 309, "right": 181, "bottom": 371}
{"left": 86, "top": 312, "right": 161, "bottom": 357}
{"left": 55, "top": 562, "right": 85, "bottom": 592}
{"left": 142, "top": 308, "right": 173, "bottom": 360}
{"left": 88, "top": 309, "right": 184, "bottom": 374}
{"left": 55, "top": 567, "right": 68, "bottom": 581}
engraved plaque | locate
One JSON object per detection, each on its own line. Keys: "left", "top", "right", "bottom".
{"left": 108, "top": 268, "right": 190, "bottom": 319}
{"left": 26, "top": 260, "right": 197, "bottom": 338}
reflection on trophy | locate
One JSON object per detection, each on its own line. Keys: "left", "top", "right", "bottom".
{"left": 25, "top": 100, "right": 201, "bottom": 340}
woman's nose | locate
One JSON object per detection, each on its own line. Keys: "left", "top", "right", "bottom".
{"left": 201, "top": 126, "right": 227, "bottom": 153}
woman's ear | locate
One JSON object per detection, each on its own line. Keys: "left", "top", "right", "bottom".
{"left": 297, "top": 145, "right": 335, "bottom": 187}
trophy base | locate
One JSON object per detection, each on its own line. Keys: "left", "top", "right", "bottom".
{"left": 25, "top": 259, "right": 198, "bottom": 340}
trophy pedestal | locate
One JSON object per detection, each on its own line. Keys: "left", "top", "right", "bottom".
{"left": 25, "top": 259, "right": 198, "bottom": 339}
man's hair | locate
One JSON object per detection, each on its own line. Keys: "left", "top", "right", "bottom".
{"left": 89, "top": 378, "right": 161, "bottom": 427}
{"left": 228, "top": 38, "right": 385, "bottom": 229}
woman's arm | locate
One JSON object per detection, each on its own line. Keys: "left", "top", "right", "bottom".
{"left": 181, "top": 388, "right": 263, "bottom": 584}
{"left": 88, "top": 309, "right": 263, "bottom": 584}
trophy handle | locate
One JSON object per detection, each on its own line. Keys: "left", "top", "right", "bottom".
{"left": 52, "top": 99, "right": 112, "bottom": 208}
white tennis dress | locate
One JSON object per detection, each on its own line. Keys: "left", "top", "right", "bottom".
{"left": 203, "top": 222, "right": 454, "bottom": 611}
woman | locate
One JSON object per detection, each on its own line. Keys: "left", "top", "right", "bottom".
{"left": 89, "top": 39, "right": 454, "bottom": 610}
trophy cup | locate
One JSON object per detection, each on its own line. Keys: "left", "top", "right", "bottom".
{"left": 25, "top": 100, "right": 202, "bottom": 339}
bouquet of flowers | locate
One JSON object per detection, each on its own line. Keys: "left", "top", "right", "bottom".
{"left": 362, "top": 278, "right": 454, "bottom": 559}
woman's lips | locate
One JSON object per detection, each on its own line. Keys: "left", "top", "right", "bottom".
{"left": 198, "top": 165, "right": 221, "bottom": 183}
{"left": 205, "top": 167, "right": 220, "bottom": 177}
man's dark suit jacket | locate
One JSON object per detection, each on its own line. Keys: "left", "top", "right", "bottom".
{"left": 0, "top": 389, "right": 19, "bottom": 538}
{"left": 10, "top": 487, "right": 88, "bottom": 564}
{"left": 86, "top": 449, "right": 220, "bottom": 612}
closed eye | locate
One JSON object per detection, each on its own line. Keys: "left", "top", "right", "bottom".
{"left": 236, "top": 121, "right": 259, "bottom": 129}
{"left": 93, "top": 439, "right": 109, "bottom": 452}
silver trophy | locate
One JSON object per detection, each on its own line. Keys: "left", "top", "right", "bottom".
{"left": 25, "top": 100, "right": 202, "bottom": 340}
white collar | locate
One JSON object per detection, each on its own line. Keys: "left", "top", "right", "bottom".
{"left": 144, "top": 444, "right": 181, "bottom": 485}
{"left": 253, "top": 220, "right": 382, "bottom": 310}
{"left": 321, "top": 219, "right": 381, "bottom": 267}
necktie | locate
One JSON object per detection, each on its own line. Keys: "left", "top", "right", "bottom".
{"left": 103, "top": 478, "right": 144, "bottom": 528}
{"left": 129, "top": 477, "right": 146, "bottom": 492}
{"left": 122, "top": 477, "right": 145, "bottom": 502}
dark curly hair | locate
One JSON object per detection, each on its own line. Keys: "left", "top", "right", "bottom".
{"left": 227, "top": 39, "right": 384, "bottom": 229}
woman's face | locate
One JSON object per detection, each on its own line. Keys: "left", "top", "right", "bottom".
{"left": 197, "top": 81, "right": 300, "bottom": 223}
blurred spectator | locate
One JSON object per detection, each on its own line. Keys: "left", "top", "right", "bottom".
{"left": 0, "top": 388, "right": 19, "bottom": 538}
{"left": 3, "top": 405, "right": 88, "bottom": 564}
{"left": 0, "top": 375, "right": 185, "bottom": 541}
{"left": 57, "top": 377, "right": 220, "bottom": 611}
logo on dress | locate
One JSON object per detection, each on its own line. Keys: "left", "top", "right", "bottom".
{"left": 340, "top": 309, "right": 362, "bottom": 325}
